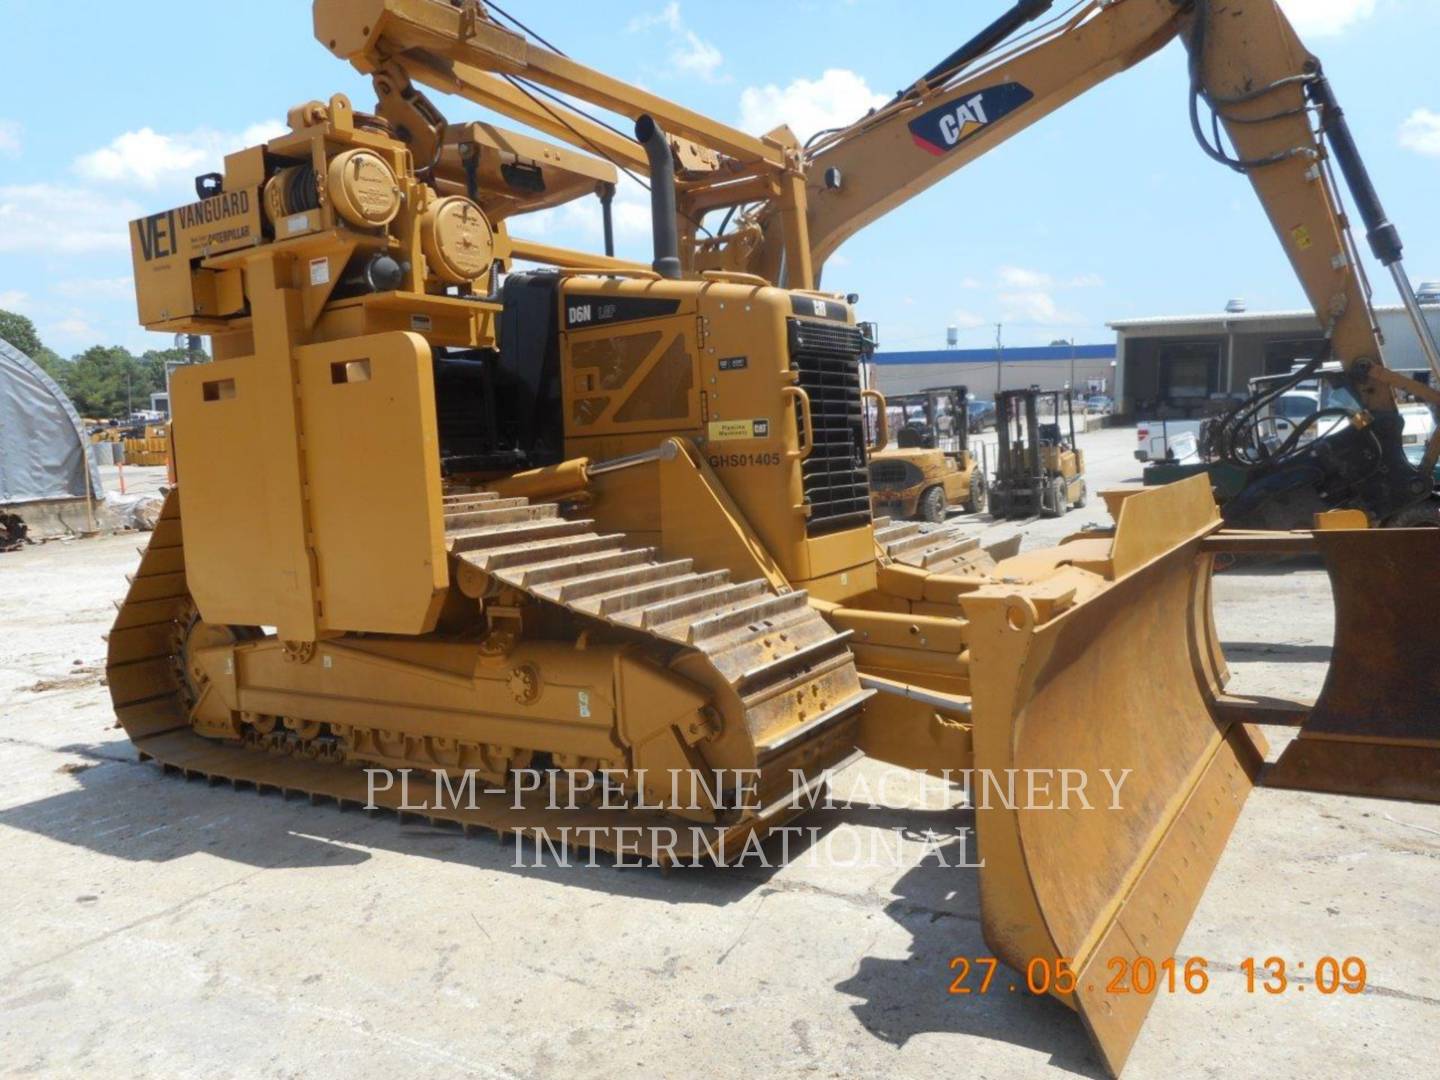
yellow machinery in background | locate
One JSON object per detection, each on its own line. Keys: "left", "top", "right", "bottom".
{"left": 122, "top": 423, "right": 170, "bottom": 467}
{"left": 990, "top": 388, "right": 1087, "bottom": 518}
{"left": 107, "top": 1, "right": 1440, "bottom": 1073}
{"left": 868, "top": 385, "right": 990, "bottom": 521}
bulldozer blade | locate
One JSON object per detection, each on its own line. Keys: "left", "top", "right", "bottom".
{"left": 962, "top": 477, "right": 1263, "bottom": 1076}
{"left": 1265, "top": 527, "right": 1440, "bottom": 802}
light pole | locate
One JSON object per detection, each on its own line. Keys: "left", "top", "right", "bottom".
{"left": 995, "top": 322, "right": 1004, "bottom": 396}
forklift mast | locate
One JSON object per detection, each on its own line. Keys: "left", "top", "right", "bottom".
{"left": 996, "top": 387, "right": 1044, "bottom": 484}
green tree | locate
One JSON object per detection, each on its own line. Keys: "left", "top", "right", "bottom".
{"left": 0, "top": 308, "right": 72, "bottom": 387}
{"left": 141, "top": 345, "right": 208, "bottom": 385}
{"left": 0, "top": 308, "right": 44, "bottom": 357}
{"left": 31, "top": 346, "right": 70, "bottom": 387}
{"left": 0, "top": 309, "right": 207, "bottom": 416}
{"left": 63, "top": 345, "right": 161, "bottom": 418}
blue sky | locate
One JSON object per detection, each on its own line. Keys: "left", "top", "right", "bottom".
{"left": 2, "top": 0, "right": 1436, "bottom": 355}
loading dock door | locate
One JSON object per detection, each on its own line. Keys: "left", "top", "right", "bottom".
{"left": 1159, "top": 342, "right": 1221, "bottom": 406}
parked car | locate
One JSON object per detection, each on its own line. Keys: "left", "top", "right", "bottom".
{"left": 1085, "top": 394, "right": 1114, "bottom": 415}
{"left": 1400, "top": 402, "right": 1436, "bottom": 447}
{"left": 1258, "top": 389, "right": 1434, "bottom": 451}
{"left": 1257, "top": 389, "right": 1347, "bottom": 448}
{"left": 1135, "top": 418, "right": 1202, "bottom": 462}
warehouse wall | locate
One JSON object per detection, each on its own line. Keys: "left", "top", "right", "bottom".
{"left": 872, "top": 358, "right": 1117, "bottom": 398}
{"left": 1115, "top": 304, "right": 1440, "bottom": 416}
{"left": 1378, "top": 306, "right": 1440, "bottom": 371}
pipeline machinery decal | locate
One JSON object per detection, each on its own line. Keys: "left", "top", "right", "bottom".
{"left": 908, "top": 82, "right": 1034, "bottom": 156}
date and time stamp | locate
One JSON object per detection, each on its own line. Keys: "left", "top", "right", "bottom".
{"left": 948, "top": 955, "right": 1369, "bottom": 997}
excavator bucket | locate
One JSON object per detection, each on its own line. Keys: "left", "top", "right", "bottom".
{"left": 959, "top": 477, "right": 1263, "bottom": 1076}
{"left": 1266, "top": 527, "right": 1440, "bottom": 801}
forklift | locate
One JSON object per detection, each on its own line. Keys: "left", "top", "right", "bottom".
{"left": 990, "top": 387, "right": 1087, "bottom": 519}
{"left": 868, "top": 385, "right": 988, "bottom": 521}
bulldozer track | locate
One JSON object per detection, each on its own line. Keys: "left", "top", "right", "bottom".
{"left": 872, "top": 516, "right": 1008, "bottom": 575}
{"left": 442, "top": 489, "right": 872, "bottom": 761}
{"left": 105, "top": 489, "right": 872, "bottom": 860}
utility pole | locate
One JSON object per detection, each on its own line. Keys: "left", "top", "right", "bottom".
{"left": 995, "top": 322, "right": 1004, "bottom": 396}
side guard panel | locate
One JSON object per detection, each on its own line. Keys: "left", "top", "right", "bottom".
{"left": 963, "top": 478, "right": 1262, "bottom": 1076}
{"left": 1267, "top": 528, "right": 1440, "bottom": 802}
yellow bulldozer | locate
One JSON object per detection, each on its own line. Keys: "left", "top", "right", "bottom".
{"left": 109, "top": 0, "right": 1440, "bottom": 1073}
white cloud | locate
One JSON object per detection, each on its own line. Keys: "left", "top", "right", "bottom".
{"left": 674, "top": 32, "right": 724, "bottom": 81}
{"left": 74, "top": 121, "right": 285, "bottom": 190}
{"left": 627, "top": 2, "right": 682, "bottom": 32}
{"left": 1277, "top": 0, "right": 1376, "bottom": 37}
{"left": 50, "top": 317, "right": 102, "bottom": 344}
{"left": 0, "top": 289, "right": 29, "bottom": 310}
{"left": 517, "top": 172, "right": 653, "bottom": 255}
{"left": 0, "top": 184, "right": 141, "bottom": 254}
{"left": 958, "top": 276, "right": 982, "bottom": 289}
{"left": 951, "top": 310, "right": 986, "bottom": 329}
{"left": 998, "top": 266, "right": 1102, "bottom": 290}
{"left": 53, "top": 276, "right": 135, "bottom": 300}
{"left": 739, "top": 69, "right": 887, "bottom": 142}
{"left": 1000, "top": 290, "right": 1067, "bottom": 325}
{"left": 628, "top": 3, "right": 726, "bottom": 83}
{"left": 1399, "top": 108, "right": 1440, "bottom": 157}
{"left": 998, "top": 265, "right": 1051, "bottom": 289}
{"left": 1001, "top": 291, "right": 1059, "bottom": 323}
{"left": 0, "top": 120, "right": 20, "bottom": 156}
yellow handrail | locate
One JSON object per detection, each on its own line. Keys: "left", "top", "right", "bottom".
{"left": 782, "top": 386, "right": 815, "bottom": 462}
{"left": 861, "top": 388, "right": 888, "bottom": 453}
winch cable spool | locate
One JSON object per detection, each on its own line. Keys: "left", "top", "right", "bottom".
{"left": 264, "top": 161, "right": 321, "bottom": 220}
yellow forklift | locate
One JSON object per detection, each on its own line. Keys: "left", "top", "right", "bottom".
{"left": 989, "top": 387, "right": 1086, "bottom": 518}
{"left": 868, "top": 384, "right": 987, "bottom": 521}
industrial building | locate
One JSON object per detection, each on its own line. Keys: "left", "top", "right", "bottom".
{"left": 869, "top": 342, "right": 1118, "bottom": 398}
{"left": 1110, "top": 300, "right": 1440, "bottom": 418}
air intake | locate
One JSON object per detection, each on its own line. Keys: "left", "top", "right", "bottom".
{"left": 787, "top": 319, "right": 872, "bottom": 535}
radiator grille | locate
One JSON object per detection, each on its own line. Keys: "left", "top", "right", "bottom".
{"left": 869, "top": 459, "right": 923, "bottom": 489}
{"left": 787, "top": 318, "right": 871, "bottom": 535}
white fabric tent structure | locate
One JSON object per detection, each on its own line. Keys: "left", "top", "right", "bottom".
{"left": 0, "top": 336, "right": 103, "bottom": 505}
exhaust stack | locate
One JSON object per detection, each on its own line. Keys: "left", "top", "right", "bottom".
{"left": 634, "top": 115, "right": 682, "bottom": 280}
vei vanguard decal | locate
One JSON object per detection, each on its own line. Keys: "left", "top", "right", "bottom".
{"left": 907, "top": 82, "right": 1034, "bottom": 156}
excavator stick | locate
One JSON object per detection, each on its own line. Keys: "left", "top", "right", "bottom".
{"left": 960, "top": 477, "right": 1264, "bottom": 1076}
{"left": 1265, "top": 527, "right": 1440, "bottom": 802}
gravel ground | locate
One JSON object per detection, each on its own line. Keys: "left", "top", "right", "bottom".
{"left": 1, "top": 439, "right": 1436, "bottom": 1079}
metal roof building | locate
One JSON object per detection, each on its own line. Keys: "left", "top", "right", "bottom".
{"left": 0, "top": 337, "right": 102, "bottom": 506}
{"left": 1108, "top": 303, "right": 1440, "bottom": 418}
{"left": 870, "top": 343, "right": 1118, "bottom": 398}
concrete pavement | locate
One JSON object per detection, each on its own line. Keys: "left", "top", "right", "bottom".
{"left": 1, "top": 429, "right": 1436, "bottom": 1078}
